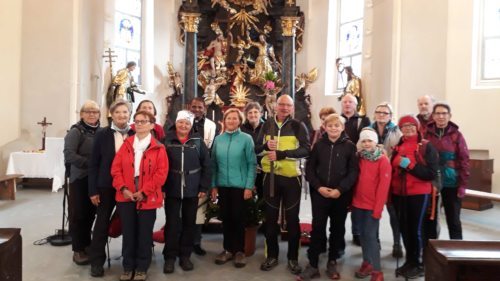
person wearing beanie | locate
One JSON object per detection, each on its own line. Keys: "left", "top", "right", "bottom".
{"left": 391, "top": 114, "right": 439, "bottom": 279}
{"left": 369, "top": 102, "right": 403, "bottom": 259}
{"left": 352, "top": 128, "right": 391, "bottom": 281}
{"left": 425, "top": 103, "right": 469, "bottom": 240}
{"left": 162, "top": 110, "right": 211, "bottom": 274}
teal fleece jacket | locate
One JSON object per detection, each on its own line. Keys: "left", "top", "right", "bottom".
{"left": 211, "top": 129, "right": 257, "bottom": 189}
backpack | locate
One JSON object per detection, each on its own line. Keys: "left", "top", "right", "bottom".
{"left": 415, "top": 140, "right": 442, "bottom": 191}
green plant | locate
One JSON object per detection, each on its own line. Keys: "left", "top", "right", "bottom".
{"left": 204, "top": 194, "right": 264, "bottom": 227}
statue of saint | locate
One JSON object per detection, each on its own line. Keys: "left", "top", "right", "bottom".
{"left": 342, "top": 66, "right": 366, "bottom": 116}
{"left": 201, "top": 32, "right": 228, "bottom": 77}
{"left": 246, "top": 32, "right": 277, "bottom": 83}
{"left": 108, "top": 61, "right": 145, "bottom": 107}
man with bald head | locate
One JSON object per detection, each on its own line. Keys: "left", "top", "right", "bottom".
{"left": 340, "top": 93, "right": 370, "bottom": 247}
{"left": 416, "top": 95, "right": 435, "bottom": 135}
{"left": 256, "top": 94, "right": 310, "bottom": 275}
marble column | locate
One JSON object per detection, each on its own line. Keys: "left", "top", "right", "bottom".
{"left": 180, "top": 12, "right": 201, "bottom": 106}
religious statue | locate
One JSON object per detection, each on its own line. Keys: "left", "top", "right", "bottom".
{"left": 203, "top": 78, "right": 226, "bottom": 107}
{"left": 246, "top": 31, "right": 278, "bottom": 85}
{"left": 342, "top": 66, "right": 366, "bottom": 116}
{"left": 166, "top": 62, "right": 183, "bottom": 117}
{"left": 228, "top": 32, "right": 250, "bottom": 64}
{"left": 107, "top": 61, "right": 145, "bottom": 107}
{"left": 198, "top": 24, "right": 228, "bottom": 78}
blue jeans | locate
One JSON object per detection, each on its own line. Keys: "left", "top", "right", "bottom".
{"left": 352, "top": 207, "right": 381, "bottom": 270}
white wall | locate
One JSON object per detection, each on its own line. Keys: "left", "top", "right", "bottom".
{"left": 0, "top": 0, "right": 22, "bottom": 146}
{"left": 446, "top": 0, "right": 500, "bottom": 193}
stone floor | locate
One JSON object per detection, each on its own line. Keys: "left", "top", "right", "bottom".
{"left": 1, "top": 186, "right": 499, "bottom": 281}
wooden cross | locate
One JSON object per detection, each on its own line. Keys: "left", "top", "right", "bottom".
{"left": 37, "top": 117, "right": 52, "bottom": 150}
{"left": 102, "top": 48, "right": 117, "bottom": 81}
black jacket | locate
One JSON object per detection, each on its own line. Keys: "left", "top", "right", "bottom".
{"left": 64, "top": 121, "right": 100, "bottom": 183}
{"left": 241, "top": 120, "right": 264, "bottom": 145}
{"left": 163, "top": 130, "right": 211, "bottom": 198}
{"left": 306, "top": 132, "right": 359, "bottom": 194}
{"left": 88, "top": 126, "right": 134, "bottom": 196}
{"left": 341, "top": 113, "right": 370, "bottom": 144}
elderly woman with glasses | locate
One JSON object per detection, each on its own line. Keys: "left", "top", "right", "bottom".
{"left": 64, "top": 100, "right": 101, "bottom": 265}
{"left": 369, "top": 102, "right": 403, "bottom": 258}
{"left": 425, "top": 103, "right": 469, "bottom": 240}
{"left": 111, "top": 110, "right": 169, "bottom": 281}
{"left": 390, "top": 115, "right": 438, "bottom": 279}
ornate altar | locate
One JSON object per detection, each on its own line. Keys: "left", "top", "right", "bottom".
{"left": 168, "top": 0, "right": 316, "bottom": 131}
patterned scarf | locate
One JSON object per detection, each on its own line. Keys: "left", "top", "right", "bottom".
{"left": 359, "top": 146, "right": 384, "bottom": 162}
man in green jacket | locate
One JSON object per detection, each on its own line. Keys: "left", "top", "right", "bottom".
{"left": 255, "top": 95, "right": 310, "bottom": 274}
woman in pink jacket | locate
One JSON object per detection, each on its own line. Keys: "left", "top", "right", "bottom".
{"left": 111, "top": 111, "right": 169, "bottom": 281}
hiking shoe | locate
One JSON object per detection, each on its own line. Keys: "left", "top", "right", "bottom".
{"left": 73, "top": 251, "right": 90, "bottom": 265}
{"left": 287, "top": 260, "right": 302, "bottom": 274}
{"left": 215, "top": 250, "right": 233, "bottom": 265}
{"left": 297, "top": 264, "right": 320, "bottom": 281}
{"left": 119, "top": 271, "right": 133, "bottom": 281}
{"left": 260, "top": 257, "right": 278, "bottom": 271}
{"left": 179, "top": 257, "right": 194, "bottom": 271}
{"left": 370, "top": 271, "right": 384, "bottom": 281}
{"left": 355, "top": 261, "right": 374, "bottom": 278}
{"left": 234, "top": 252, "right": 247, "bottom": 268}
{"left": 395, "top": 261, "right": 414, "bottom": 277}
{"left": 132, "top": 271, "right": 147, "bottom": 281}
{"left": 163, "top": 259, "right": 175, "bottom": 274}
{"left": 403, "top": 264, "right": 424, "bottom": 279}
{"left": 325, "top": 260, "right": 341, "bottom": 280}
{"left": 193, "top": 244, "right": 207, "bottom": 256}
{"left": 90, "top": 264, "right": 104, "bottom": 277}
{"left": 353, "top": 234, "right": 361, "bottom": 246}
{"left": 392, "top": 244, "right": 403, "bottom": 258}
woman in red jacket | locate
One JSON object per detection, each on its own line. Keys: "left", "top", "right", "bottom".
{"left": 391, "top": 115, "right": 438, "bottom": 279}
{"left": 352, "top": 128, "right": 391, "bottom": 281}
{"left": 111, "top": 111, "right": 169, "bottom": 281}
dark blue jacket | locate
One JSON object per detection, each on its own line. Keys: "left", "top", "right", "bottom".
{"left": 88, "top": 126, "right": 134, "bottom": 196}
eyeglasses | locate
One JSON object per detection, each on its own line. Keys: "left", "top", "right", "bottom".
{"left": 375, "top": 111, "right": 390, "bottom": 116}
{"left": 433, "top": 112, "right": 449, "bottom": 116}
{"left": 83, "top": 110, "right": 100, "bottom": 114}
{"left": 134, "top": 120, "right": 151, "bottom": 125}
{"left": 278, "top": 103, "right": 293, "bottom": 107}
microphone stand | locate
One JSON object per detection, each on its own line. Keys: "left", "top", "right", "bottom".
{"left": 48, "top": 166, "right": 72, "bottom": 246}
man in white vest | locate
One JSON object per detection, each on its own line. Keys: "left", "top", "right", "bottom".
{"left": 189, "top": 97, "right": 217, "bottom": 256}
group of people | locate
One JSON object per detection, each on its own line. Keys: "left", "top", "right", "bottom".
{"left": 63, "top": 92, "right": 469, "bottom": 281}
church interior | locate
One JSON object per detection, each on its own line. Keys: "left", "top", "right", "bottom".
{"left": 1, "top": 0, "right": 500, "bottom": 280}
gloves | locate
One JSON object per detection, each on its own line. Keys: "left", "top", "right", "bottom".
{"left": 457, "top": 187, "right": 466, "bottom": 198}
{"left": 399, "top": 157, "right": 411, "bottom": 169}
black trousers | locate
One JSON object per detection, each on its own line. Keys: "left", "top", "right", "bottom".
{"left": 441, "top": 188, "right": 463, "bottom": 239}
{"left": 424, "top": 194, "right": 440, "bottom": 247}
{"left": 219, "top": 187, "right": 246, "bottom": 254}
{"left": 68, "top": 177, "right": 96, "bottom": 252}
{"left": 307, "top": 190, "right": 351, "bottom": 267}
{"left": 118, "top": 202, "right": 156, "bottom": 272}
{"left": 263, "top": 174, "right": 301, "bottom": 260}
{"left": 88, "top": 187, "right": 116, "bottom": 266}
{"left": 393, "top": 194, "right": 429, "bottom": 265}
{"left": 163, "top": 196, "right": 198, "bottom": 259}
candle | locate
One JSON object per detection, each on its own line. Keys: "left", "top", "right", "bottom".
{"left": 212, "top": 110, "right": 215, "bottom": 121}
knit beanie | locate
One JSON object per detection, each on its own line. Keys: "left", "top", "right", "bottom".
{"left": 176, "top": 110, "right": 194, "bottom": 125}
{"left": 398, "top": 114, "right": 420, "bottom": 130}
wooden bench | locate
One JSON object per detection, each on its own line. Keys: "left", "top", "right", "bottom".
{"left": 425, "top": 239, "right": 500, "bottom": 281}
{"left": 0, "top": 174, "right": 23, "bottom": 200}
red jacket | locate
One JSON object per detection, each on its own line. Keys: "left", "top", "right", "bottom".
{"left": 111, "top": 135, "right": 169, "bottom": 209}
{"left": 352, "top": 154, "right": 392, "bottom": 219}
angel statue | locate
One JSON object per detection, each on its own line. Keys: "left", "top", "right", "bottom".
{"left": 296, "top": 67, "right": 318, "bottom": 94}
{"left": 203, "top": 78, "right": 226, "bottom": 107}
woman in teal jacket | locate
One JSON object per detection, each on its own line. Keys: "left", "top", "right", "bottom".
{"left": 210, "top": 108, "right": 257, "bottom": 268}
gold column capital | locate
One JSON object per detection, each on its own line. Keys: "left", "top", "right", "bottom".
{"left": 281, "top": 16, "right": 301, "bottom": 37}
{"left": 180, "top": 12, "right": 201, "bottom": 33}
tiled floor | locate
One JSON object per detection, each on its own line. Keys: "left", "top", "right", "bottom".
{"left": 1, "top": 187, "right": 499, "bottom": 281}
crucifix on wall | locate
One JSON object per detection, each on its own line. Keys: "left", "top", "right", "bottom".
{"left": 37, "top": 117, "right": 52, "bottom": 150}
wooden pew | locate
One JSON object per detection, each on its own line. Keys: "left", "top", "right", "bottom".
{"left": 0, "top": 228, "right": 22, "bottom": 281}
{"left": 425, "top": 239, "right": 500, "bottom": 281}
{"left": 0, "top": 174, "right": 22, "bottom": 200}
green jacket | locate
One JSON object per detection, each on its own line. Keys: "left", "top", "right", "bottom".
{"left": 211, "top": 129, "right": 257, "bottom": 189}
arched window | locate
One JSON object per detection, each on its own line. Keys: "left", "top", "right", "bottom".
{"left": 336, "top": 0, "right": 364, "bottom": 92}
{"left": 472, "top": 0, "right": 500, "bottom": 88}
{"left": 114, "top": 0, "right": 142, "bottom": 84}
